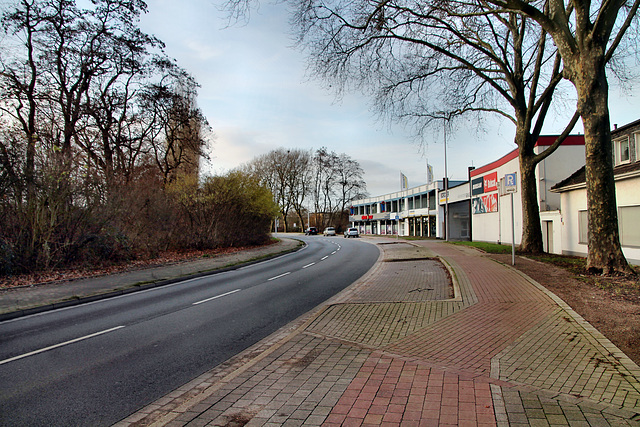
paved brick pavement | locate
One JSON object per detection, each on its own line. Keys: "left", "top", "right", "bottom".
{"left": 108, "top": 237, "right": 640, "bottom": 426}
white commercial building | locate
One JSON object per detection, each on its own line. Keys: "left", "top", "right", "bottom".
{"left": 350, "top": 126, "right": 640, "bottom": 266}
{"left": 470, "top": 135, "right": 586, "bottom": 253}
{"left": 349, "top": 179, "right": 468, "bottom": 239}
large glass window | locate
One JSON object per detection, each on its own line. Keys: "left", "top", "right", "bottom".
{"left": 578, "top": 210, "right": 588, "bottom": 244}
{"left": 620, "top": 205, "right": 640, "bottom": 247}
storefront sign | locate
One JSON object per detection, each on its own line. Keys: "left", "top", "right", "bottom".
{"left": 439, "top": 191, "right": 449, "bottom": 204}
{"left": 483, "top": 172, "right": 498, "bottom": 192}
{"left": 471, "top": 177, "right": 484, "bottom": 195}
{"left": 472, "top": 193, "right": 498, "bottom": 214}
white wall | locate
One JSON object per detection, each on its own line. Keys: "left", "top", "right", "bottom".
{"left": 540, "top": 211, "right": 563, "bottom": 254}
{"left": 471, "top": 155, "right": 521, "bottom": 244}
{"left": 559, "top": 175, "right": 640, "bottom": 265}
{"left": 472, "top": 144, "right": 586, "bottom": 246}
{"left": 536, "top": 145, "right": 586, "bottom": 211}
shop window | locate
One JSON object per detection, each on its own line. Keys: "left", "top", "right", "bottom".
{"left": 578, "top": 210, "right": 588, "bottom": 245}
{"left": 619, "top": 205, "right": 640, "bottom": 247}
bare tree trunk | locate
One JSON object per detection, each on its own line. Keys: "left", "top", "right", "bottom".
{"left": 576, "top": 59, "right": 632, "bottom": 274}
{"left": 519, "top": 151, "right": 543, "bottom": 253}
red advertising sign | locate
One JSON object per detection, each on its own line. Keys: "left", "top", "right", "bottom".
{"left": 473, "top": 193, "right": 498, "bottom": 214}
{"left": 482, "top": 193, "right": 498, "bottom": 212}
{"left": 483, "top": 172, "right": 498, "bottom": 192}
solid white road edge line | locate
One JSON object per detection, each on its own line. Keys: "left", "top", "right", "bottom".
{"left": 192, "top": 289, "right": 241, "bottom": 306}
{"left": 0, "top": 326, "right": 125, "bottom": 366}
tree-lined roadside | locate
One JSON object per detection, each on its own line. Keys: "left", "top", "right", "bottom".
{"left": 240, "top": 147, "right": 367, "bottom": 232}
{"left": 0, "top": 0, "right": 279, "bottom": 277}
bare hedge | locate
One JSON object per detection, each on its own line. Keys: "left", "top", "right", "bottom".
{"left": 0, "top": 168, "right": 278, "bottom": 276}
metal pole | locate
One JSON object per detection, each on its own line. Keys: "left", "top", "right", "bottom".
{"left": 511, "top": 192, "right": 515, "bottom": 265}
{"left": 444, "top": 120, "right": 449, "bottom": 242}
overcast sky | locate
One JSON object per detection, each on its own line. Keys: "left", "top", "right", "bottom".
{"left": 138, "top": 0, "right": 640, "bottom": 196}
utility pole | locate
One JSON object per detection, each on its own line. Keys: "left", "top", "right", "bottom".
{"left": 444, "top": 117, "right": 449, "bottom": 242}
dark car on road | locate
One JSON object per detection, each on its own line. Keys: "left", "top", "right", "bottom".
{"left": 305, "top": 227, "right": 318, "bottom": 235}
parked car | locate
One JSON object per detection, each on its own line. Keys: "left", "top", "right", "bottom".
{"left": 323, "top": 227, "right": 336, "bottom": 236}
{"left": 305, "top": 227, "right": 318, "bottom": 235}
{"left": 344, "top": 227, "right": 359, "bottom": 238}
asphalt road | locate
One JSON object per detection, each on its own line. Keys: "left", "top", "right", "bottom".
{"left": 0, "top": 235, "right": 379, "bottom": 426}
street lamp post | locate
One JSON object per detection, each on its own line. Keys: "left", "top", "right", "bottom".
{"left": 443, "top": 117, "right": 449, "bottom": 242}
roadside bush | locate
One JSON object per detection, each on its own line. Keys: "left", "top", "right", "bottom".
{"left": 0, "top": 164, "right": 277, "bottom": 276}
{"left": 167, "top": 171, "right": 279, "bottom": 249}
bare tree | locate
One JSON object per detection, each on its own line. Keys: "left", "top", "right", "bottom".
{"left": 145, "top": 71, "right": 208, "bottom": 185}
{"left": 312, "top": 147, "right": 338, "bottom": 227}
{"left": 241, "top": 147, "right": 364, "bottom": 231}
{"left": 292, "top": 0, "right": 585, "bottom": 253}
{"left": 478, "top": 0, "right": 639, "bottom": 273}
{"left": 335, "top": 152, "right": 366, "bottom": 225}
{"left": 312, "top": 147, "right": 366, "bottom": 228}
{"left": 0, "top": 0, "right": 212, "bottom": 271}
{"left": 242, "top": 148, "right": 313, "bottom": 231}
{"left": 223, "top": 0, "right": 579, "bottom": 253}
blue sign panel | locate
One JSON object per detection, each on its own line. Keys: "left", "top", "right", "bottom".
{"left": 504, "top": 173, "right": 517, "bottom": 193}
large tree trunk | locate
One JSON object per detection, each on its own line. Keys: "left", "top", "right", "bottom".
{"left": 575, "top": 58, "right": 632, "bottom": 274}
{"left": 519, "top": 150, "right": 544, "bottom": 254}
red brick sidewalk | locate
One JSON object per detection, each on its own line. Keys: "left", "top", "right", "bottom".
{"left": 117, "top": 238, "right": 640, "bottom": 426}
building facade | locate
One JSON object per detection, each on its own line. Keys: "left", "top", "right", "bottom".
{"left": 470, "top": 135, "right": 586, "bottom": 253}
{"left": 348, "top": 125, "right": 640, "bottom": 266}
{"left": 551, "top": 120, "right": 640, "bottom": 265}
{"left": 349, "top": 180, "right": 468, "bottom": 239}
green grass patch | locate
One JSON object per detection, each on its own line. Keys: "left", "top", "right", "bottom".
{"left": 452, "top": 241, "right": 513, "bottom": 254}
{"left": 526, "top": 253, "right": 587, "bottom": 274}
{"left": 399, "top": 236, "right": 437, "bottom": 241}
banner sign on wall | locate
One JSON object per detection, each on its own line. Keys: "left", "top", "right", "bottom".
{"left": 471, "top": 177, "right": 484, "bottom": 195}
{"left": 472, "top": 193, "right": 498, "bottom": 214}
{"left": 483, "top": 172, "right": 498, "bottom": 192}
